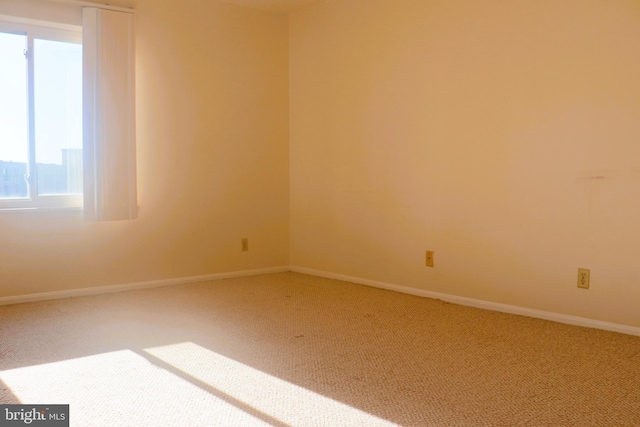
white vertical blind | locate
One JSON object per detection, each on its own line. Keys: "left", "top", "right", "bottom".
{"left": 83, "top": 7, "right": 136, "bottom": 221}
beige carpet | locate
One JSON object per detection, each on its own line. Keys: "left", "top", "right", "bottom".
{"left": 0, "top": 272, "right": 639, "bottom": 426}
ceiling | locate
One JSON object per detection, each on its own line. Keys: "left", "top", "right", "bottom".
{"left": 220, "top": 0, "right": 325, "bottom": 13}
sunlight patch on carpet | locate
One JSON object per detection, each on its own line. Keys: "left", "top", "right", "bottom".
{"left": 143, "top": 342, "right": 400, "bottom": 427}
{"left": 0, "top": 350, "right": 277, "bottom": 426}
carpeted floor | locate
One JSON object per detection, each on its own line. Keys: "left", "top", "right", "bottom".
{"left": 0, "top": 272, "right": 639, "bottom": 426}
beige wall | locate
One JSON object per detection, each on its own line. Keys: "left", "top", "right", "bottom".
{"left": 290, "top": 0, "right": 640, "bottom": 326}
{"left": 3, "top": 0, "right": 639, "bottom": 329}
{"left": 0, "top": 0, "right": 290, "bottom": 297}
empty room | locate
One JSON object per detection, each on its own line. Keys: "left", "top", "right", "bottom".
{"left": 1, "top": 0, "right": 639, "bottom": 425}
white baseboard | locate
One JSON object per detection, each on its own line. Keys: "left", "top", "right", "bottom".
{"left": 4, "top": 264, "right": 638, "bottom": 337}
{"left": 0, "top": 266, "right": 290, "bottom": 307}
{"left": 290, "top": 266, "right": 640, "bottom": 337}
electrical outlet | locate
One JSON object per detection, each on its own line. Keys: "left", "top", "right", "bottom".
{"left": 425, "top": 251, "right": 434, "bottom": 267}
{"left": 577, "top": 268, "right": 590, "bottom": 289}
{"left": 241, "top": 238, "right": 249, "bottom": 252}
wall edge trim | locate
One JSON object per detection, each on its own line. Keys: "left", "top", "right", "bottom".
{"left": 290, "top": 266, "right": 640, "bottom": 337}
{"left": 5, "top": 265, "right": 637, "bottom": 337}
{"left": 0, "top": 266, "right": 290, "bottom": 306}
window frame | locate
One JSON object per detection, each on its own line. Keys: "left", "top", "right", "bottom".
{"left": 0, "top": 16, "right": 83, "bottom": 211}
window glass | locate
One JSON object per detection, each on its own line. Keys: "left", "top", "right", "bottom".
{"left": 0, "top": 32, "right": 28, "bottom": 199}
{"left": 34, "top": 38, "right": 83, "bottom": 195}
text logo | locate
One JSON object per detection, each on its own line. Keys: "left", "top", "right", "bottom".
{"left": 0, "top": 405, "right": 68, "bottom": 427}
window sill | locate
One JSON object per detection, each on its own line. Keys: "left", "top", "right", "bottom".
{"left": 0, "top": 206, "right": 83, "bottom": 215}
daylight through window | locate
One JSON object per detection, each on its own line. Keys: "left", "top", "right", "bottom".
{"left": 0, "top": 19, "right": 82, "bottom": 209}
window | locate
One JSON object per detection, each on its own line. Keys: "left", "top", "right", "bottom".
{"left": 0, "top": 7, "right": 136, "bottom": 220}
{"left": 0, "top": 18, "right": 82, "bottom": 210}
